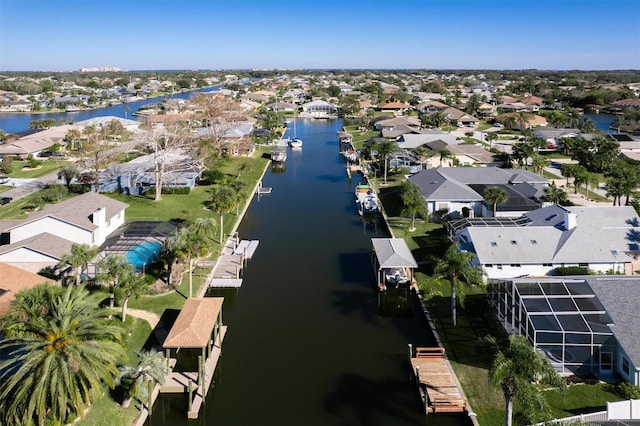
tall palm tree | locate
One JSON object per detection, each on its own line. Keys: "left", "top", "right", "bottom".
{"left": 209, "top": 184, "right": 238, "bottom": 244}
{"left": 97, "top": 255, "right": 134, "bottom": 309}
{"left": 59, "top": 243, "right": 99, "bottom": 285}
{"left": 436, "top": 148, "right": 454, "bottom": 167}
{"left": 167, "top": 226, "right": 209, "bottom": 297}
{"left": 400, "top": 181, "right": 427, "bottom": 232}
{"left": 485, "top": 131, "right": 498, "bottom": 149}
{"left": 118, "top": 271, "right": 149, "bottom": 322}
{"left": 489, "top": 335, "right": 565, "bottom": 426}
{"left": 483, "top": 186, "right": 508, "bottom": 216}
{"left": 373, "top": 139, "right": 398, "bottom": 184}
{"left": 116, "top": 350, "right": 168, "bottom": 408}
{"left": 434, "top": 245, "right": 485, "bottom": 326}
{"left": 0, "top": 285, "right": 126, "bottom": 426}
{"left": 530, "top": 153, "right": 551, "bottom": 175}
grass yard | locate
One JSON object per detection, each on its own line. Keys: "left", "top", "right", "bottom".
{"left": 7, "top": 160, "right": 69, "bottom": 178}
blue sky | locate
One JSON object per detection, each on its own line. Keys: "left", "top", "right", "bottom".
{"left": 1, "top": 0, "right": 639, "bottom": 71}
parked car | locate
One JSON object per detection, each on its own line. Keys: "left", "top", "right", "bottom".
{"left": 0, "top": 196, "right": 12, "bottom": 205}
{"left": 0, "top": 175, "right": 9, "bottom": 184}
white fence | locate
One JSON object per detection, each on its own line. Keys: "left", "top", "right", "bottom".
{"left": 531, "top": 399, "right": 640, "bottom": 425}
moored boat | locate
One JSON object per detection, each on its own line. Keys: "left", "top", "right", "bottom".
{"left": 355, "top": 184, "right": 380, "bottom": 215}
{"left": 270, "top": 147, "right": 287, "bottom": 162}
{"left": 289, "top": 138, "right": 303, "bottom": 148}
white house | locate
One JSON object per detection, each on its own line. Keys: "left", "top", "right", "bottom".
{"left": 0, "top": 192, "right": 128, "bottom": 272}
{"left": 451, "top": 205, "right": 640, "bottom": 280}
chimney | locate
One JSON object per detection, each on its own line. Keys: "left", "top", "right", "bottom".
{"left": 563, "top": 210, "right": 576, "bottom": 230}
{"left": 92, "top": 207, "right": 106, "bottom": 226}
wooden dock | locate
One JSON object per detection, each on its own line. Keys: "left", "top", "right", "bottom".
{"left": 160, "top": 326, "right": 227, "bottom": 419}
{"left": 233, "top": 240, "right": 259, "bottom": 258}
{"left": 409, "top": 346, "right": 467, "bottom": 414}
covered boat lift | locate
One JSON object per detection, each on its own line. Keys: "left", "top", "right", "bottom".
{"left": 371, "top": 238, "right": 418, "bottom": 291}
{"left": 160, "top": 297, "right": 226, "bottom": 419}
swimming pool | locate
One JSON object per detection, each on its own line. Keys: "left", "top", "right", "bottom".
{"left": 125, "top": 240, "right": 163, "bottom": 272}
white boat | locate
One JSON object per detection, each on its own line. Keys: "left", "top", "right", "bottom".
{"left": 270, "top": 147, "right": 287, "bottom": 162}
{"left": 289, "top": 138, "right": 303, "bottom": 148}
{"left": 355, "top": 184, "right": 380, "bottom": 215}
{"left": 384, "top": 268, "right": 410, "bottom": 285}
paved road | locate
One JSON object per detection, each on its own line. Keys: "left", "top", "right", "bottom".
{"left": 1, "top": 171, "right": 61, "bottom": 201}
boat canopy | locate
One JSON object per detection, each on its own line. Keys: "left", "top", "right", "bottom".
{"left": 371, "top": 238, "right": 418, "bottom": 269}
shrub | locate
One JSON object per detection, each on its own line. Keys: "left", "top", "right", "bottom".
{"left": 145, "top": 186, "right": 191, "bottom": 195}
{"left": 0, "top": 157, "right": 13, "bottom": 174}
{"left": 554, "top": 266, "right": 592, "bottom": 276}
{"left": 614, "top": 382, "right": 640, "bottom": 399}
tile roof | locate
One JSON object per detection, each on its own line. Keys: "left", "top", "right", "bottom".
{"left": 0, "top": 262, "right": 55, "bottom": 315}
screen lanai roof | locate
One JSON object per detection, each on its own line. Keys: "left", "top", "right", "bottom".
{"left": 163, "top": 297, "right": 223, "bottom": 349}
{"left": 512, "top": 278, "right": 613, "bottom": 335}
{"left": 371, "top": 238, "right": 418, "bottom": 269}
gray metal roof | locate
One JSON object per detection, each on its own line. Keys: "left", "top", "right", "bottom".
{"left": 585, "top": 276, "right": 640, "bottom": 370}
{"left": 371, "top": 238, "right": 418, "bottom": 269}
{"left": 408, "top": 168, "right": 482, "bottom": 201}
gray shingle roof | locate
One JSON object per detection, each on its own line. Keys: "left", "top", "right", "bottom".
{"left": 585, "top": 276, "right": 640, "bottom": 369}
{"left": 0, "top": 232, "right": 74, "bottom": 260}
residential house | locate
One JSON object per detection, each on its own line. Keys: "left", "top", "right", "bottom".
{"left": 450, "top": 205, "right": 640, "bottom": 280}
{"left": 533, "top": 127, "right": 590, "bottom": 148}
{"left": 408, "top": 166, "right": 548, "bottom": 218}
{"left": 0, "top": 124, "right": 78, "bottom": 158}
{"left": 0, "top": 192, "right": 128, "bottom": 272}
{"left": 421, "top": 140, "right": 501, "bottom": 168}
{"left": 374, "top": 116, "right": 421, "bottom": 132}
{"left": 441, "top": 107, "right": 479, "bottom": 128}
{"left": 376, "top": 101, "right": 411, "bottom": 115}
{"left": 489, "top": 275, "right": 640, "bottom": 385}
{"left": 300, "top": 100, "right": 338, "bottom": 118}
{"left": 0, "top": 262, "right": 55, "bottom": 314}
{"left": 496, "top": 112, "right": 548, "bottom": 129}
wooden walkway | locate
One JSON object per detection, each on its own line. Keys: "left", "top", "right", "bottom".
{"left": 409, "top": 346, "right": 467, "bottom": 414}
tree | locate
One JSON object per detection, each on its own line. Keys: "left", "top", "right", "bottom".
{"left": 485, "top": 131, "right": 498, "bottom": 149}
{"left": 0, "top": 285, "right": 126, "bottom": 426}
{"left": 400, "top": 181, "right": 427, "bottom": 231}
{"left": 118, "top": 271, "right": 149, "bottom": 322}
{"left": 434, "top": 245, "right": 485, "bottom": 326}
{"left": 489, "top": 335, "right": 565, "bottom": 426}
{"left": 605, "top": 161, "right": 640, "bottom": 206}
{"left": 167, "top": 226, "right": 208, "bottom": 297}
{"left": 209, "top": 185, "right": 238, "bottom": 245}
{"left": 502, "top": 116, "right": 517, "bottom": 131}
{"left": 143, "top": 123, "right": 201, "bottom": 201}
{"left": 483, "top": 186, "right": 508, "bottom": 216}
{"left": 116, "top": 350, "right": 168, "bottom": 408}
{"left": 543, "top": 182, "right": 569, "bottom": 205}
{"left": 59, "top": 243, "right": 98, "bottom": 285}
{"left": 530, "top": 153, "right": 551, "bottom": 175}
{"left": 64, "top": 128, "right": 82, "bottom": 150}
{"left": 373, "top": 139, "right": 398, "bottom": 184}
{"left": 511, "top": 142, "right": 534, "bottom": 169}
{"left": 192, "top": 92, "right": 247, "bottom": 159}
{"left": 57, "top": 164, "right": 79, "bottom": 189}
{"left": 97, "top": 255, "right": 134, "bottom": 309}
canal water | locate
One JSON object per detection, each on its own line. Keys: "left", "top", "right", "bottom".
{"left": 147, "top": 119, "right": 470, "bottom": 426}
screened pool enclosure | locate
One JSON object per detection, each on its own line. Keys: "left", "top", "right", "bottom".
{"left": 489, "top": 278, "right": 616, "bottom": 376}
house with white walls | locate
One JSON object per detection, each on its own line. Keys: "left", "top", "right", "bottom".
{"left": 0, "top": 192, "right": 128, "bottom": 272}
{"left": 450, "top": 205, "right": 640, "bottom": 280}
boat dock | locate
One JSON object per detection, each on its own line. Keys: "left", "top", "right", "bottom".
{"left": 204, "top": 236, "right": 259, "bottom": 289}
{"left": 408, "top": 345, "right": 467, "bottom": 414}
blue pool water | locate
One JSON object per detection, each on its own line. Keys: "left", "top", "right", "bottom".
{"left": 125, "top": 240, "right": 162, "bottom": 271}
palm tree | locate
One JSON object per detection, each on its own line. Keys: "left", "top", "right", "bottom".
{"left": 190, "top": 217, "right": 218, "bottom": 250}
{"left": 116, "top": 350, "right": 168, "bottom": 408}
{"left": 485, "top": 131, "right": 498, "bottom": 149}
{"left": 97, "top": 255, "right": 134, "bottom": 309}
{"left": 543, "top": 182, "right": 569, "bottom": 205}
{"left": 209, "top": 185, "right": 238, "bottom": 244}
{"left": 167, "top": 227, "right": 208, "bottom": 297}
{"left": 530, "top": 153, "right": 551, "bottom": 175}
{"left": 584, "top": 172, "right": 600, "bottom": 200}
{"left": 489, "top": 335, "right": 565, "bottom": 426}
{"left": 483, "top": 186, "right": 508, "bottom": 216}
{"left": 434, "top": 245, "right": 485, "bottom": 326}
{"left": 0, "top": 285, "right": 126, "bottom": 426}
{"left": 502, "top": 115, "right": 517, "bottom": 131}
{"left": 373, "top": 139, "right": 398, "bottom": 184}
{"left": 57, "top": 164, "right": 79, "bottom": 189}
{"left": 119, "top": 271, "right": 149, "bottom": 322}
{"left": 436, "top": 148, "right": 454, "bottom": 167}
{"left": 400, "top": 181, "right": 427, "bottom": 232}
{"left": 59, "top": 243, "right": 99, "bottom": 285}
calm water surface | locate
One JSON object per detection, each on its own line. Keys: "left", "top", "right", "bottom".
{"left": 147, "top": 119, "right": 470, "bottom": 426}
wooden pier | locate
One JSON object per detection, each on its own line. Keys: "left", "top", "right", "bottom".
{"left": 204, "top": 238, "right": 259, "bottom": 289}
{"left": 408, "top": 345, "right": 467, "bottom": 414}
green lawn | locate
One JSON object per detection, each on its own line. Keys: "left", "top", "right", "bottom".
{"left": 7, "top": 160, "right": 69, "bottom": 178}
